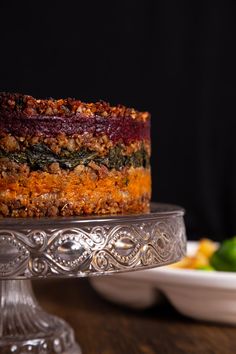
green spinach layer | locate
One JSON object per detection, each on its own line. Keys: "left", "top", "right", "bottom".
{"left": 0, "top": 144, "right": 149, "bottom": 171}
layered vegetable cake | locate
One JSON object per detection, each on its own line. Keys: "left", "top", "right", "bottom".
{"left": 0, "top": 92, "right": 151, "bottom": 217}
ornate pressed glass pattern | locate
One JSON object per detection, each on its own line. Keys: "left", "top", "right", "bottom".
{"left": 0, "top": 204, "right": 186, "bottom": 354}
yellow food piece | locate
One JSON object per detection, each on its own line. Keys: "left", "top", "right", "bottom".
{"left": 197, "top": 238, "right": 218, "bottom": 258}
{"left": 170, "top": 238, "right": 218, "bottom": 270}
{"left": 169, "top": 257, "right": 194, "bottom": 269}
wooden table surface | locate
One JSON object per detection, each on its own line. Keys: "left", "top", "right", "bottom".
{"left": 34, "top": 278, "right": 236, "bottom": 354}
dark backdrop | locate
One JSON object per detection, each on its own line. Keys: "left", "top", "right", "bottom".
{"left": 0, "top": 1, "right": 236, "bottom": 240}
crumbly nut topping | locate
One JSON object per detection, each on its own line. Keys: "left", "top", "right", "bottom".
{"left": 0, "top": 132, "right": 150, "bottom": 156}
{"left": 0, "top": 92, "right": 150, "bottom": 122}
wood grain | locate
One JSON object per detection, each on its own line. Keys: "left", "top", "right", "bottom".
{"left": 33, "top": 279, "right": 236, "bottom": 354}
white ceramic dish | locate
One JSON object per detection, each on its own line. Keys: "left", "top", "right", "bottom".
{"left": 90, "top": 241, "right": 236, "bottom": 324}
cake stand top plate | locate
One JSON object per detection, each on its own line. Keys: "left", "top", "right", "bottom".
{"left": 0, "top": 203, "right": 186, "bottom": 279}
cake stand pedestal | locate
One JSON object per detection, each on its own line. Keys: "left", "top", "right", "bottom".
{"left": 0, "top": 203, "right": 186, "bottom": 354}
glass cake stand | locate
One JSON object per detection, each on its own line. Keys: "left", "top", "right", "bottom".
{"left": 0, "top": 203, "right": 186, "bottom": 354}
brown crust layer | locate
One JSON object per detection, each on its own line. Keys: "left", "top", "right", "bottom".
{"left": 0, "top": 132, "right": 151, "bottom": 157}
{"left": 0, "top": 92, "right": 150, "bottom": 121}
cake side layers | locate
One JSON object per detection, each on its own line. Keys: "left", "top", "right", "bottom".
{"left": 0, "top": 166, "right": 151, "bottom": 217}
{"left": 0, "top": 92, "right": 150, "bottom": 121}
{"left": 0, "top": 93, "right": 151, "bottom": 217}
{"left": 0, "top": 143, "right": 149, "bottom": 171}
{"left": 0, "top": 92, "right": 150, "bottom": 143}
{"left": 0, "top": 113, "right": 150, "bottom": 143}
{"left": 0, "top": 133, "right": 150, "bottom": 160}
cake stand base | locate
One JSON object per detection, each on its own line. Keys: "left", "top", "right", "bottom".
{"left": 0, "top": 204, "right": 186, "bottom": 354}
{"left": 0, "top": 280, "right": 81, "bottom": 354}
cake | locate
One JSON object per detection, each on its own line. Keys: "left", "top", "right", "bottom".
{"left": 0, "top": 92, "right": 151, "bottom": 217}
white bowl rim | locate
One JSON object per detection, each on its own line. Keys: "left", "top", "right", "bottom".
{"left": 118, "top": 241, "right": 236, "bottom": 290}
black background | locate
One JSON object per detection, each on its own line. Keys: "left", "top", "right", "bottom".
{"left": 0, "top": 1, "right": 236, "bottom": 240}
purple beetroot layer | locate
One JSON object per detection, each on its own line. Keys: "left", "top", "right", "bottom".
{"left": 0, "top": 112, "right": 150, "bottom": 143}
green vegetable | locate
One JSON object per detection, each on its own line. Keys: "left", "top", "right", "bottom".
{"left": 107, "top": 145, "right": 125, "bottom": 170}
{"left": 196, "top": 265, "right": 214, "bottom": 271}
{"left": 210, "top": 237, "right": 236, "bottom": 271}
{"left": 0, "top": 144, "right": 150, "bottom": 171}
